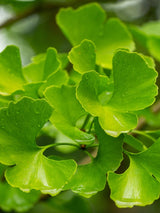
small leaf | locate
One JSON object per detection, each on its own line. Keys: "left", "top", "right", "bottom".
{"left": 0, "top": 46, "right": 26, "bottom": 95}
{"left": 23, "top": 53, "right": 45, "bottom": 83}
{"left": 23, "top": 48, "right": 60, "bottom": 83}
{"left": 68, "top": 39, "right": 96, "bottom": 74}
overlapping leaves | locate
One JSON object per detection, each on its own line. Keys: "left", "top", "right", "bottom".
{"left": 130, "top": 21, "right": 160, "bottom": 62}
{"left": 63, "top": 120, "right": 123, "bottom": 198}
{"left": 108, "top": 139, "right": 160, "bottom": 207}
{"left": 0, "top": 46, "right": 68, "bottom": 107}
{"left": 44, "top": 85, "right": 95, "bottom": 144}
{"left": 0, "top": 2, "right": 159, "bottom": 210}
{"left": 0, "top": 164, "right": 40, "bottom": 212}
{"left": 0, "top": 97, "right": 77, "bottom": 195}
{"left": 76, "top": 48, "right": 158, "bottom": 136}
{"left": 57, "top": 3, "right": 135, "bottom": 69}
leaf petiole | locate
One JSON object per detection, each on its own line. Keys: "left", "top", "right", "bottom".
{"left": 81, "top": 114, "right": 91, "bottom": 130}
{"left": 132, "top": 130, "right": 156, "bottom": 143}
{"left": 41, "top": 142, "right": 80, "bottom": 150}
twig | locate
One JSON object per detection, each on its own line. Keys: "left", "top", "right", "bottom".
{"left": 0, "top": 4, "right": 58, "bottom": 29}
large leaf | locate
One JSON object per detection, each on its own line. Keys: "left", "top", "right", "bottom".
{"left": 0, "top": 46, "right": 26, "bottom": 95}
{"left": 0, "top": 97, "right": 77, "bottom": 195}
{"left": 64, "top": 121, "right": 123, "bottom": 197}
{"left": 45, "top": 85, "right": 94, "bottom": 144}
{"left": 57, "top": 3, "right": 134, "bottom": 69}
{"left": 77, "top": 50, "right": 158, "bottom": 136}
{"left": 108, "top": 138, "right": 160, "bottom": 207}
{"left": 108, "top": 50, "right": 158, "bottom": 112}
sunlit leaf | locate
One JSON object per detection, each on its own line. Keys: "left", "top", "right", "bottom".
{"left": 0, "top": 97, "right": 77, "bottom": 195}
{"left": 57, "top": 3, "right": 135, "bottom": 68}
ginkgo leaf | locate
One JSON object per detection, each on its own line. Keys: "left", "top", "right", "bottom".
{"left": 130, "top": 21, "right": 160, "bottom": 62}
{"left": 44, "top": 85, "right": 94, "bottom": 144}
{"left": 0, "top": 182, "right": 40, "bottom": 212}
{"left": 58, "top": 53, "right": 69, "bottom": 69}
{"left": 108, "top": 50, "right": 158, "bottom": 111}
{"left": 68, "top": 39, "right": 96, "bottom": 74}
{"left": 0, "top": 97, "right": 77, "bottom": 195}
{"left": 77, "top": 50, "right": 158, "bottom": 136}
{"left": 108, "top": 139, "right": 160, "bottom": 207}
{"left": 64, "top": 120, "right": 123, "bottom": 197}
{"left": 39, "top": 70, "right": 68, "bottom": 97}
{"left": 12, "top": 83, "right": 43, "bottom": 101}
{"left": 57, "top": 3, "right": 134, "bottom": 68}
{"left": 23, "top": 48, "right": 60, "bottom": 83}
{"left": 0, "top": 94, "right": 13, "bottom": 108}
{"left": 0, "top": 46, "right": 26, "bottom": 95}
{"left": 0, "top": 164, "right": 40, "bottom": 212}
{"left": 77, "top": 70, "right": 136, "bottom": 137}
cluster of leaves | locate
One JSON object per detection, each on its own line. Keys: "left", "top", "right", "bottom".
{"left": 1, "top": 2, "right": 160, "bottom": 211}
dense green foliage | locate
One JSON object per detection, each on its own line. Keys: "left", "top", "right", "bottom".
{"left": 1, "top": 1, "right": 160, "bottom": 212}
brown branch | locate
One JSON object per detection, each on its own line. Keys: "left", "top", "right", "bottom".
{"left": 0, "top": 0, "right": 106, "bottom": 29}
{"left": 0, "top": 4, "right": 58, "bottom": 29}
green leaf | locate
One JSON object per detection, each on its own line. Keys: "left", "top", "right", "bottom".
{"left": 68, "top": 69, "right": 82, "bottom": 86}
{"left": 0, "top": 164, "right": 40, "bottom": 212}
{"left": 77, "top": 70, "right": 136, "bottom": 137}
{"left": 23, "top": 48, "right": 60, "bottom": 83}
{"left": 43, "top": 48, "right": 61, "bottom": 80}
{"left": 12, "top": 83, "right": 43, "bottom": 101}
{"left": 0, "top": 97, "right": 77, "bottom": 195}
{"left": 129, "top": 25, "right": 148, "bottom": 51}
{"left": 147, "top": 37, "right": 160, "bottom": 62}
{"left": 141, "top": 21, "right": 160, "bottom": 36}
{"left": 58, "top": 53, "right": 69, "bottom": 69}
{"left": 77, "top": 50, "right": 158, "bottom": 136}
{"left": 23, "top": 53, "right": 45, "bottom": 83}
{"left": 22, "top": 48, "right": 67, "bottom": 98}
{"left": 39, "top": 70, "right": 68, "bottom": 97}
{"left": 123, "top": 134, "right": 146, "bottom": 152}
{"left": 0, "top": 46, "right": 26, "bottom": 95}
{"left": 108, "top": 50, "right": 158, "bottom": 112}
{"left": 108, "top": 138, "right": 160, "bottom": 207}
{"left": 137, "top": 108, "right": 160, "bottom": 128}
{"left": 47, "top": 191, "right": 92, "bottom": 213}
{"left": 64, "top": 121, "right": 123, "bottom": 197}
{"left": 142, "top": 55, "right": 155, "bottom": 69}
{"left": 130, "top": 22, "right": 160, "bottom": 62}
{"left": 57, "top": 3, "right": 135, "bottom": 69}
{"left": 45, "top": 85, "right": 94, "bottom": 144}
{"left": 68, "top": 39, "right": 96, "bottom": 74}
{"left": 0, "top": 183, "right": 40, "bottom": 212}
{"left": 0, "top": 94, "right": 13, "bottom": 108}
